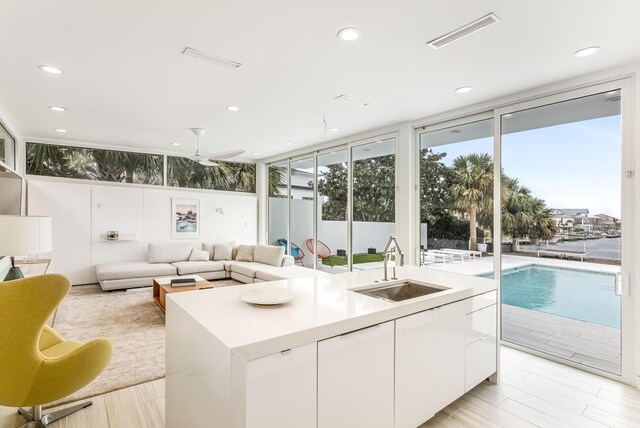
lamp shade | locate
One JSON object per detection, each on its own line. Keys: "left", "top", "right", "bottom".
{"left": 0, "top": 215, "right": 52, "bottom": 256}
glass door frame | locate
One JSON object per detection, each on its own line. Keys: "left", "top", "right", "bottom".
{"left": 414, "top": 111, "right": 495, "bottom": 266}
{"left": 494, "top": 79, "right": 634, "bottom": 383}
{"left": 414, "top": 78, "right": 634, "bottom": 384}
{"left": 266, "top": 131, "right": 399, "bottom": 273}
{"left": 348, "top": 133, "right": 398, "bottom": 272}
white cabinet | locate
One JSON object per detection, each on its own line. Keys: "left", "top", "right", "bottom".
{"left": 395, "top": 301, "right": 466, "bottom": 428}
{"left": 465, "top": 331, "right": 497, "bottom": 391}
{"left": 318, "top": 321, "right": 395, "bottom": 428}
{"left": 246, "top": 342, "right": 317, "bottom": 428}
{"left": 464, "top": 291, "right": 497, "bottom": 392}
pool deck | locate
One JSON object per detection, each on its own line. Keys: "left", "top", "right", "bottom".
{"left": 425, "top": 255, "right": 621, "bottom": 374}
{"left": 502, "top": 305, "right": 620, "bottom": 374}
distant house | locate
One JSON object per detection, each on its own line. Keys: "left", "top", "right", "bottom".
{"left": 550, "top": 208, "right": 591, "bottom": 234}
{"left": 550, "top": 209, "right": 621, "bottom": 235}
{"left": 592, "top": 214, "right": 621, "bottom": 234}
{"left": 275, "top": 167, "right": 314, "bottom": 200}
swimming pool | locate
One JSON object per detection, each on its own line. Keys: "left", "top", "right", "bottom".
{"left": 488, "top": 265, "right": 620, "bottom": 328}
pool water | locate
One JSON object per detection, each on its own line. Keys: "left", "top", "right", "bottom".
{"left": 490, "top": 265, "right": 620, "bottom": 328}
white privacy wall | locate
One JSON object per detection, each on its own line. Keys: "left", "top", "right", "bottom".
{"left": 27, "top": 179, "right": 258, "bottom": 285}
{"left": 268, "top": 197, "right": 395, "bottom": 261}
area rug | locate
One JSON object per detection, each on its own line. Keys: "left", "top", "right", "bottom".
{"left": 49, "top": 279, "right": 240, "bottom": 405}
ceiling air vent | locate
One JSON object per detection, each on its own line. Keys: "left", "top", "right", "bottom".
{"left": 333, "top": 94, "right": 370, "bottom": 107}
{"left": 427, "top": 13, "right": 501, "bottom": 49}
{"left": 182, "top": 47, "right": 242, "bottom": 69}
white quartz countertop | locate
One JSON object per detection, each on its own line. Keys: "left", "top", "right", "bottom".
{"left": 167, "top": 266, "right": 496, "bottom": 360}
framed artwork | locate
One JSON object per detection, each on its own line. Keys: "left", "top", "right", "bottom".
{"left": 172, "top": 198, "right": 200, "bottom": 239}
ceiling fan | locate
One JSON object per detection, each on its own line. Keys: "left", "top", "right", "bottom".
{"left": 189, "top": 128, "right": 245, "bottom": 166}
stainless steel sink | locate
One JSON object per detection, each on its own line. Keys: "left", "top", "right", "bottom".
{"left": 353, "top": 281, "right": 448, "bottom": 302}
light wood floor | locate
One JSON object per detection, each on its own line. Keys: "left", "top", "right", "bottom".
{"left": 2, "top": 347, "right": 640, "bottom": 428}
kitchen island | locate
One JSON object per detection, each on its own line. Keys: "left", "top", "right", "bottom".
{"left": 165, "top": 265, "right": 497, "bottom": 428}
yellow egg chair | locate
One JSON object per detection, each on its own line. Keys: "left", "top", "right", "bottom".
{"left": 0, "top": 273, "right": 113, "bottom": 427}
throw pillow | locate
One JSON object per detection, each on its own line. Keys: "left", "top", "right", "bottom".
{"left": 254, "top": 244, "right": 285, "bottom": 267}
{"left": 202, "top": 243, "right": 215, "bottom": 260}
{"left": 214, "top": 243, "right": 233, "bottom": 261}
{"left": 235, "top": 245, "right": 256, "bottom": 262}
{"left": 189, "top": 248, "right": 210, "bottom": 262}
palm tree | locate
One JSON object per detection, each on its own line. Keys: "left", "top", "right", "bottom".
{"left": 502, "top": 177, "right": 556, "bottom": 250}
{"left": 92, "top": 150, "right": 163, "bottom": 184}
{"left": 450, "top": 153, "right": 493, "bottom": 250}
{"left": 268, "top": 166, "right": 286, "bottom": 197}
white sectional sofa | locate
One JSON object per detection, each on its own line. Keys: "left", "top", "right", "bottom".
{"left": 95, "top": 241, "right": 328, "bottom": 291}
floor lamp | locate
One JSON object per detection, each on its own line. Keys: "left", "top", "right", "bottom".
{"left": 0, "top": 215, "right": 52, "bottom": 281}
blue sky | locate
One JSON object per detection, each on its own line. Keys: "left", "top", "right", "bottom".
{"left": 429, "top": 115, "right": 622, "bottom": 218}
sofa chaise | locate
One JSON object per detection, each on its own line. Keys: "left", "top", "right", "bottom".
{"left": 95, "top": 242, "right": 328, "bottom": 291}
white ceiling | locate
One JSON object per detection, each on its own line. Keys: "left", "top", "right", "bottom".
{"left": 1, "top": 0, "right": 640, "bottom": 160}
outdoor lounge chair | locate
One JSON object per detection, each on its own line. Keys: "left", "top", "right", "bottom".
{"left": 305, "top": 239, "right": 334, "bottom": 267}
{"left": 441, "top": 248, "right": 483, "bottom": 260}
{"left": 277, "top": 239, "right": 305, "bottom": 265}
{"left": 421, "top": 249, "right": 454, "bottom": 264}
{"left": 428, "top": 249, "right": 463, "bottom": 262}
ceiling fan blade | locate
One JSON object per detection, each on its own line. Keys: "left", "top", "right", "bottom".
{"left": 199, "top": 159, "right": 219, "bottom": 167}
{"left": 208, "top": 149, "right": 245, "bottom": 160}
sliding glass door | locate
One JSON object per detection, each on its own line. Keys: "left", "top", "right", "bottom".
{"left": 267, "top": 162, "right": 288, "bottom": 247}
{"left": 317, "top": 150, "right": 349, "bottom": 273}
{"left": 418, "top": 118, "right": 494, "bottom": 274}
{"left": 289, "top": 158, "right": 314, "bottom": 268}
{"left": 267, "top": 135, "right": 397, "bottom": 273}
{"left": 351, "top": 137, "right": 396, "bottom": 270}
{"left": 499, "top": 85, "right": 632, "bottom": 379}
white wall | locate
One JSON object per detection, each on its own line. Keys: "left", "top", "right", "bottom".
{"left": 27, "top": 180, "right": 93, "bottom": 284}
{"left": 27, "top": 178, "right": 257, "bottom": 285}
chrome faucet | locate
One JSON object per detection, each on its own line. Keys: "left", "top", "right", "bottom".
{"left": 382, "top": 236, "right": 404, "bottom": 281}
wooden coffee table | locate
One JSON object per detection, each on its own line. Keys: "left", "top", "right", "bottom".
{"left": 153, "top": 275, "right": 215, "bottom": 314}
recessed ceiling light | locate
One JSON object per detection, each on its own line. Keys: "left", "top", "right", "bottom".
{"left": 454, "top": 86, "right": 472, "bottom": 94}
{"left": 337, "top": 27, "right": 361, "bottom": 41}
{"left": 252, "top": 152, "right": 260, "bottom": 155}
{"left": 450, "top": 129, "right": 461, "bottom": 134}
{"left": 330, "top": 127, "right": 340, "bottom": 132}
{"left": 226, "top": 106, "right": 240, "bottom": 112}
{"left": 55, "top": 129, "right": 67, "bottom": 133}
{"left": 573, "top": 46, "right": 601, "bottom": 58}
{"left": 49, "top": 106, "right": 67, "bottom": 112}
{"left": 171, "top": 142, "right": 181, "bottom": 146}
{"left": 284, "top": 142, "right": 293, "bottom": 145}
{"left": 39, "top": 65, "right": 63, "bottom": 74}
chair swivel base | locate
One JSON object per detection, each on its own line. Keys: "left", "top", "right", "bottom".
{"left": 18, "top": 402, "right": 92, "bottom": 427}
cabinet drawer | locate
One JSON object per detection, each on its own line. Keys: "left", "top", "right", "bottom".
{"left": 465, "top": 304, "right": 496, "bottom": 345}
{"left": 395, "top": 301, "right": 466, "bottom": 428}
{"left": 246, "top": 342, "right": 317, "bottom": 428}
{"left": 465, "top": 332, "right": 497, "bottom": 392}
{"left": 318, "top": 322, "right": 395, "bottom": 428}
{"left": 466, "top": 290, "right": 497, "bottom": 314}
